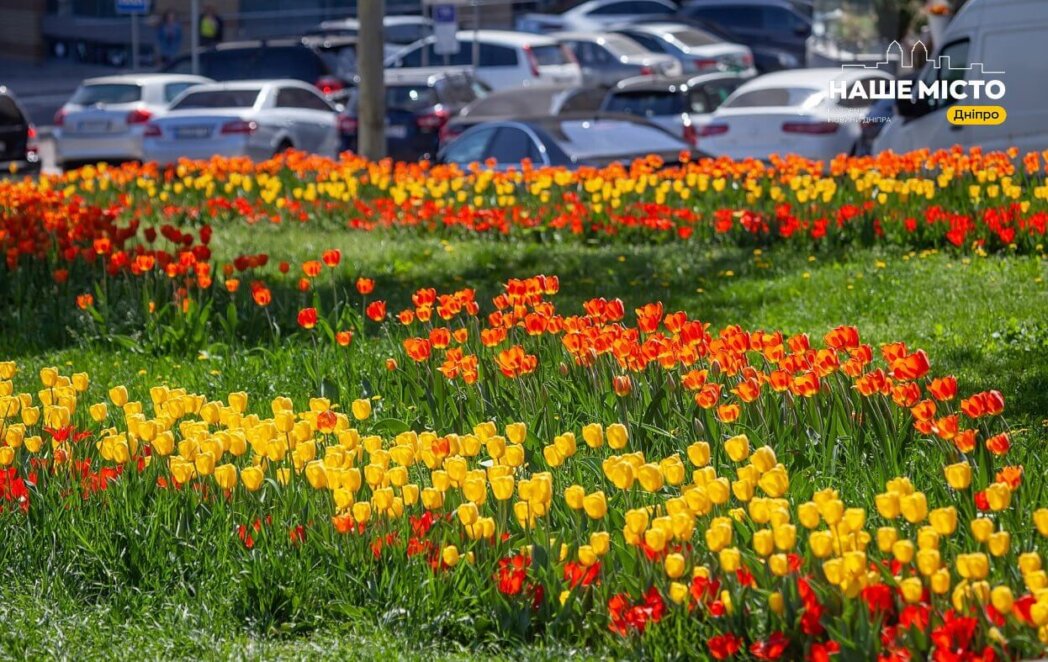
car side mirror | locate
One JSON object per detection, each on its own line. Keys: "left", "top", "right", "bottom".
{"left": 896, "top": 95, "right": 929, "bottom": 120}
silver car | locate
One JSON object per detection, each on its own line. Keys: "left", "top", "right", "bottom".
{"left": 554, "top": 32, "right": 682, "bottom": 87}
{"left": 54, "top": 73, "right": 212, "bottom": 168}
{"left": 611, "top": 23, "right": 757, "bottom": 77}
{"left": 142, "top": 80, "right": 342, "bottom": 165}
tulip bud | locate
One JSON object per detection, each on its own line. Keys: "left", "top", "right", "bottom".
{"left": 665, "top": 553, "right": 686, "bottom": 579}
{"left": 944, "top": 461, "right": 972, "bottom": 490}
{"left": 606, "top": 423, "right": 628, "bottom": 450}
{"left": 724, "top": 434, "right": 750, "bottom": 462}
{"left": 351, "top": 399, "right": 372, "bottom": 421}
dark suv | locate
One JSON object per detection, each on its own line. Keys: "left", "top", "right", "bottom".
{"left": 162, "top": 36, "right": 358, "bottom": 100}
{"left": 0, "top": 87, "right": 40, "bottom": 175}
{"left": 679, "top": 0, "right": 811, "bottom": 71}
{"left": 342, "top": 70, "right": 488, "bottom": 161}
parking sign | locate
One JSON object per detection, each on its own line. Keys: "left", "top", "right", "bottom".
{"left": 433, "top": 4, "right": 459, "bottom": 56}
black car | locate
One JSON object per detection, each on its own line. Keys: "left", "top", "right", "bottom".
{"left": 441, "top": 84, "right": 607, "bottom": 146}
{"left": 0, "top": 87, "right": 40, "bottom": 175}
{"left": 678, "top": 0, "right": 811, "bottom": 71}
{"left": 162, "top": 36, "right": 358, "bottom": 100}
{"left": 437, "top": 113, "right": 698, "bottom": 170}
{"left": 341, "top": 70, "right": 488, "bottom": 161}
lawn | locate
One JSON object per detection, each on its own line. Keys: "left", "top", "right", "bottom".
{"left": 2, "top": 152, "right": 1047, "bottom": 660}
{"left": 3, "top": 229, "right": 1045, "bottom": 660}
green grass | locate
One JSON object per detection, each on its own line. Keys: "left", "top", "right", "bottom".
{"left": 2, "top": 230, "right": 1046, "bottom": 659}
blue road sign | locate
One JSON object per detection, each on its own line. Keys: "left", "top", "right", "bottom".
{"left": 115, "top": 0, "right": 150, "bottom": 15}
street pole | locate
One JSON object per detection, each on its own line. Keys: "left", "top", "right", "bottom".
{"left": 358, "top": 0, "right": 386, "bottom": 160}
{"left": 131, "top": 12, "right": 140, "bottom": 70}
{"left": 190, "top": 0, "right": 200, "bottom": 75}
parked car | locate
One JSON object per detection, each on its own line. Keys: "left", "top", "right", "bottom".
{"left": 601, "top": 72, "right": 749, "bottom": 146}
{"left": 698, "top": 68, "right": 891, "bottom": 161}
{"left": 629, "top": 15, "right": 801, "bottom": 73}
{"left": 162, "top": 37, "right": 358, "bottom": 100}
{"left": 438, "top": 114, "right": 696, "bottom": 169}
{"left": 0, "top": 87, "right": 40, "bottom": 175}
{"left": 386, "top": 31, "right": 582, "bottom": 91}
{"left": 516, "top": 0, "right": 677, "bottom": 33}
{"left": 142, "top": 80, "right": 342, "bottom": 165}
{"left": 441, "top": 84, "right": 607, "bottom": 145}
{"left": 609, "top": 22, "right": 755, "bottom": 76}
{"left": 341, "top": 69, "right": 488, "bottom": 160}
{"left": 53, "top": 73, "right": 211, "bottom": 169}
{"left": 308, "top": 15, "right": 431, "bottom": 44}
{"left": 875, "top": 0, "right": 1048, "bottom": 155}
{"left": 679, "top": 0, "right": 811, "bottom": 71}
{"left": 553, "top": 32, "right": 682, "bottom": 87}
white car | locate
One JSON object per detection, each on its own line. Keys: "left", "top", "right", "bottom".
{"left": 610, "top": 23, "right": 756, "bottom": 77}
{"left": 601, "top": 72, "right": 750, "bottom": 146}
{"left": 516, "top": 0, "right": 677, "bottom": 34}
{"left": 875, "top": 0, "right": 1048, "bottom": 155}
{"left": 386, "top": 30, "right": 583, "bottom": 91}
{"left": 698, "top": 68, "right": 891, "bottom": 161}
{"left": 54, "top": 73, "right": 211, "bottom": 168}
{"left": 142, "top": 80, "right": 342, "bottom": 165}
{"left": 553, "top": 32, "right": 682, "bottom": 87}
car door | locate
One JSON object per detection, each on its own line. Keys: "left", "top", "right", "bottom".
{"left": 0, "top": 95, "right": 28, "bottom": 163}
{"left": 486, "top": 126, "right": 545, "bottom": 169}
{"left": 477, "top": 42, "right": 521, "bottom": 90}
{"left": 275, "top": 87, "right": 335, "bottom": 154}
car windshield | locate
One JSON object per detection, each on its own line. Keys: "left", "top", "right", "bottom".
{"left": 724, "top": 87, "right": 819, "bottom": 108}
{"left": 71, "top": 84, "right": 142, "bottom": 105}
{"left": 601, "top": 34, "right": 649, "bottom": 56}
{"left": 171, "top": 89, "right": 261, "bottom": 109}
{"left": 548, "top": 120, "right": 685, "bottom": 158}
{"left": 386, "top": 85, "right": 438, "bottom": 109}
{"left": 529, "top": 45, "right": 569, "bottom": 66}
{"left": 604, "top": 90, "right": 685, "bottom": 116}
{"left": 669, "top": 29, "right": 719, "bottom": 47}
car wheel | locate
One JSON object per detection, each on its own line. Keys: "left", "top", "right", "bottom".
{"left": 274, "top": 139, "right": 294, "bottom": 157}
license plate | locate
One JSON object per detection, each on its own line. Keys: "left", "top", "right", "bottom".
{"left": 79, "top": 120, "right": 110, "bottom": 132}
{"left": 175, "top": 126, "right": 212, "bottom": 139}
{"left": 387, "top": 125, "right": 407, "bottom": 139}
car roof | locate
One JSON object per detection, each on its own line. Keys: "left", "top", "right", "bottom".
{"left": 453, "top": 29, "right": 560, "bottom": 46}
{"left": 619, "top": 22, "right": 704, "bottom": 34}
{"left": 385, "top": 67, "right": 474, "bottom": 84}
{"left": 553, "top": 31, "right": 629, "bottom": 41}
{"left": 612, "top": 71, "right": 746, "bottom": 92}
{"left": 737, "top": 67, "right": 890, "bottom": 90}
{"left": 572, "top": 0, "right": 676, "bottom": 10}
{"left": 686, "top": 0, "right": 801, "bottom": 7}
{"left": 83, "top": 73, "right": 211, "bottom": 85}
{"left": 181, "top": 79, "right": 306, "bottom": 91}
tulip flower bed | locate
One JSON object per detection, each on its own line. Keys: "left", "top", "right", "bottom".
{"left": 3, "top": 147, "right": 1048, "bottom": 264}
{"left": 2, "top": 268, "right": 1047, "bottom": 660}
{"left": 1, "top": 148, "right": 1047, "bottom": 659}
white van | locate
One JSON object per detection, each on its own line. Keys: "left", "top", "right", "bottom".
{"left": 874, "top": 0, "right": 1048, "bottom": 154}
{"left": 386, "top": 30, "right": 583, "bottom": 91}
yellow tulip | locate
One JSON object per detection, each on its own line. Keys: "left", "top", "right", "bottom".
{"left": 809, "top": 530, "right": 834, "bottom": 558}
{"left": 758, "top": 466, "right": 789, "bottom": 498}
{"left": 581, "top": 423, "right": 603, "bottom": 449}
{"left": 457, "top": 502, "right": 479, "bottom": 527}
{"left": 664, "top": 553, "right": 686, "bottom": 579}
{"left": 944, "top": 462, "right": 972, "bottom": 490}
{"left": 991, "top": 585, "right": 1014, "bottom": 613}
{"left": 214, "top": 463, "right": 238, "bottom": 490}
{"left": 505, "top": 422, "right": 526, "bottom": 444}
{"left": 606, "top": 423, "right": 628, "bottom": 450}
{"left": 752, "top": 529, "right": 774, "bottom": 557}
{"left": 442, "top": 545, "right": 460, "bottom": 567}
{"left": 988, "top": 531, "right": 1011, "bottom": 557}
{"left": 637, "top": 464, "right": 664, "bottom": 492}
{"left": 985, "top": 483, "right": 1011, "bottom": 511}
{"left": 590, "top": 531, "right": 610, "bottom": 556}
{"left": 0, "top": 446, "right": 14, "bottom": 466}
{"left": 724, "top": 434, "right": 750, "bottom": 462}
{"left": 1035, "top": 508, "right": 1048, "bottom": 536}
{"left": 900, "top": 492, "right": 928, "bottom": 523}
{"left": 351, "top": 399, "right": 372, "bottom": 421}
{"left": 971, "top": 517, "right": 994, "bottom": 542}
{"left": 719, "top": 547, "right": 741, "bottom": 572}
{"left": 577, "top": 544, "right": 598, "bottom": 567}
{"left": 875, "top": 492, "right": 900, "bottom": 519}
{"left": 892, "top": 540, "right": 915, "bottom": 564}
{"left": 929, "top": 507, "right": 958, "bottom": 536}
{"left": 241, "top": 465, "right": 264, "bottom": 491}
{"left": 687, "top": 441, "right": 710, "bottom": 467}
{"left": 930, "top": 568, "right": 951, "bottom": 594}
{"left": 917, "top": 548, "right": 941, "bottom": 576}
{"left": 583, "top": 491, "right": 607, "bottom": 520}
{"left": 769, "top": 591, "right": 785, "bottom": 615}
{"left": 39, "top": 367, "right": 58, "bottom": 387}
{"left": 669, "top": 581, "right": 689, "bottom": 605}
{"left": 352, "top": 501, "right": 371, "bottom": 524}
